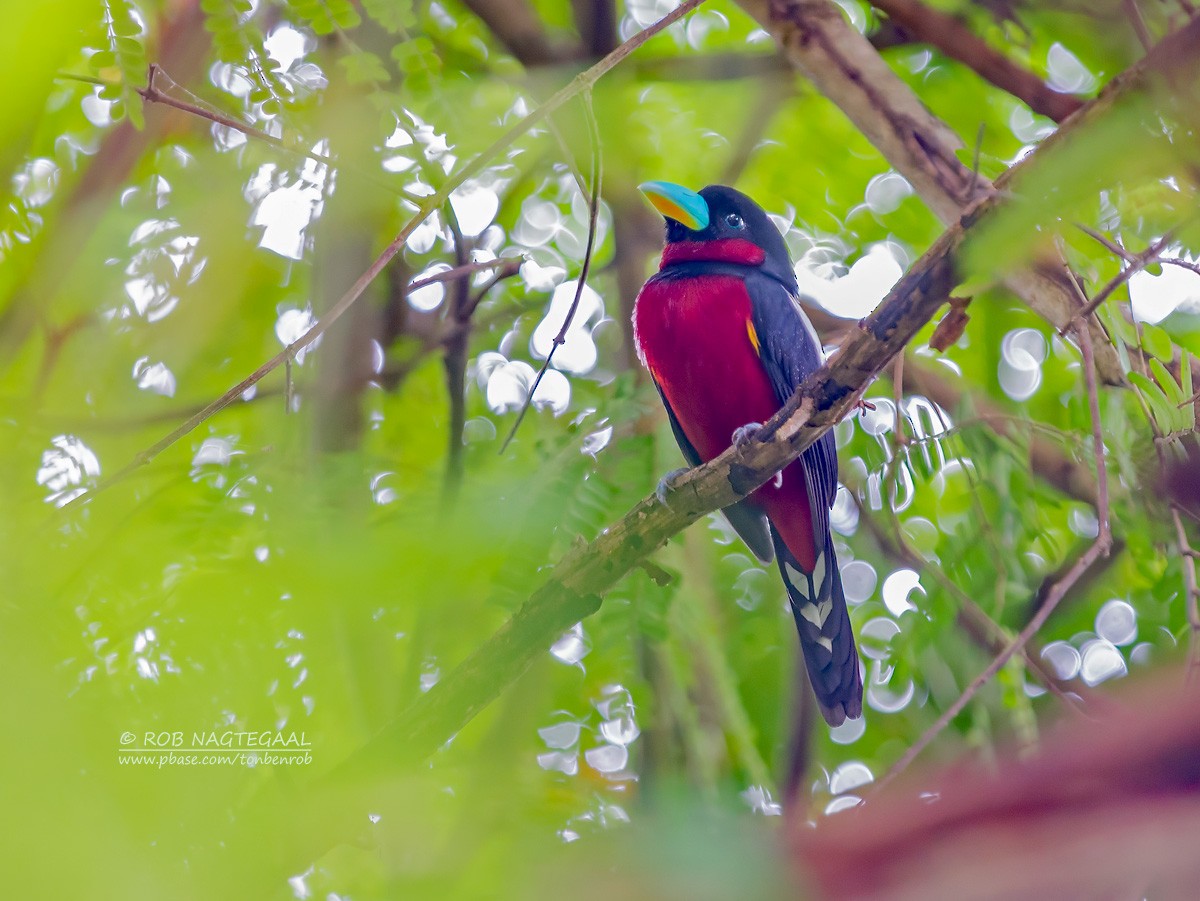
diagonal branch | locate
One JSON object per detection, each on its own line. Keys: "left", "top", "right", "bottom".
{"left": 225, "top": 45, "right": 1178, "bottom": 884}
{"left": 869, "top": 0, "right": 1087, "bottom": 122}
{"left": 737, "top": 1, "right": 1200, "bottom": 386}
{"left": 346, "top": 18, "right": 1175, "bottom": 772}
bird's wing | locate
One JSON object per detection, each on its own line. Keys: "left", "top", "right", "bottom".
{"left": 748, "top": 275, "right": 839, "bottom": 541}
{"left": 654, "top": 379, "right": 775, "bottom": 563}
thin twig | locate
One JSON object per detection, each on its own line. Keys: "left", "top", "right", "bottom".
{"left": 1162, "top": 257, "right": 1200, "bottom": 277}
{"left": 284, "top": 353, "right": 294, "bottom": 414}
{"left": 1171, "top": 507, "right": 1200, "bottom": 681}
{"left": 442, "top": 207, "right": 472, "bottom": 505}
{"left": 499, "top": 92, "right": 602, "bottom": 452}
{"left": 876, "top": 321, "right": 1112, "bottom": 790}
{"left": 56, "top": 71, "right": 108, "bottom": 87}
{"left": 461, "top": 259, "right": 525, "bottom": 321}
{"left": 138, "top": 65, "right": 416, "bottom": 202}
{"left": 410, "top": 258, "right": 522, "bottom": 294}
{"left": 967, "top": 122, "right": 985, "bottom": 200}
{"left": 1069, "top": 230, "right": 1177, "bottom": 326}
{"left": 850, "top": 490, "right": 1088, "bottom": 712}
{"left": 61, "top": 0, "right": 709, "bottom": 510}
{"left": 868, "top": 0, "right": 1087, "bottom": 122}
{"left": 1075, "top": 224, "right": 1136, "bottom": 262}
{"left": 1124, "top": 0, "right": 1155, "bottom": 51}
{"left": 892, "top": 354, "right": 906, "bottom": 443}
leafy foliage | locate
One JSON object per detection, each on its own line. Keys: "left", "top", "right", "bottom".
{"left": 1, "top": 0, "right": 1198, "bottom": 898}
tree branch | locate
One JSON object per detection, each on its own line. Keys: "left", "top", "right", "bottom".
{"left": 869, "top": 0, "right": 1086, "bottom": 122}
{"left": 344, "top": 41, "right": 1182, "bottom": 768}
{"left": 737, "top": 0, "right": 1200, "bottom": 385}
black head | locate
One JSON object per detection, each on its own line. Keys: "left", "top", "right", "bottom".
{"left": 640, "top": 182, "right": 797, "bottom": 291}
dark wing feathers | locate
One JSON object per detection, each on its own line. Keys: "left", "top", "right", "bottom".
{"left": 751, "top": 275, "right": 862, "bottom": 727}
{"left": 749, "top": 276, "right": 839, "bottom": 538}
{"left": 655, "top": 380, "right": 775, "bottom": 563}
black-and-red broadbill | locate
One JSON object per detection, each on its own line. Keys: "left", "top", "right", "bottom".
{"left": 633, "top": 181, "right": 863, "bottom": 726}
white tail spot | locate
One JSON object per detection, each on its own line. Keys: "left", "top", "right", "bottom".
{"left": 816, "top": 636, "right": 833, "bottom": 652}
{"left": 784, "top": 562, "right": 809, "bottom": 595}
{"left": 800, "top": 604, "right": 823, "bottom": 627}
{"left": 817, "top": 599, "right": 833, "bottom": 624}
{"left": 811, "top": 551, "right": 826, "bottom": 594}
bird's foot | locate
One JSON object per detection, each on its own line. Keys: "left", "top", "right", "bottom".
{"left": 731, "top": 421, "right": 764, "bottom": 448}
{"left": 853, "top": 398, "right": 877, "bottom": 415}
{"left": 656, "top": 467, "right": 690, "bottom": 506}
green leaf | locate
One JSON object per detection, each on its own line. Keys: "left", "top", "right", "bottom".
{"left": 1130, "top": 370, "right": 1177, "bottom": 430}
{"left": 1141, "top": 322, "right": 1174, "bottom": 361}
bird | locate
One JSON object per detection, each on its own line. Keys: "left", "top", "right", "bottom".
{"left": 632, "top": 181, "right": 862, "bottom": 727}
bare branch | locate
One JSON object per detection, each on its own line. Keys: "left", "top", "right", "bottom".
{"left": 1171, "top": 507, "right": 1200, "bottom": 681}
{"left": 737, "top": 1, "right": 1200, "bottom": 385}
{"left": 869, "top": 0, "right": 1087, "bottom": 122}
{"left": 1071, "top": 230, "right": 1176, "bottom": 323}
{"left": 1123, "top": 0, "right": 1155, "bottom": 51}
{"left": 138, "top": 65, "right": 415, "bottom": 202}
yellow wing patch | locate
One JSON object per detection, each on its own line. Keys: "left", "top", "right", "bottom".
{"left": 746, "top": 320, "right": 761, "bottom": 356}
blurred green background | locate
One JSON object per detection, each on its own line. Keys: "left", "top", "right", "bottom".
{"left": 1, "top": 0, "right": 1198, "bottom": 897}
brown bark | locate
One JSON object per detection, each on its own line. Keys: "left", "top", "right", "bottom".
{"left": 790, "top": 674, "right": 1200, "bottom": 900}
{"left": 870, "top": 0, "right": 1087, "bottom": 122}
{"left": 732, "top": 0, "right": 1200, "bottom": 385}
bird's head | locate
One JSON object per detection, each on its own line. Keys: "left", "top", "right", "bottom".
{"left": 639, "top": 181, "right": 797, "bottom": 291}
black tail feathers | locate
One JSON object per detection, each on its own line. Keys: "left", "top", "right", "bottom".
{"left": 771, "top": 526, "right": 862, "bottom": 727}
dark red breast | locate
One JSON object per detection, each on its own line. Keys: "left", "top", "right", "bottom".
{"left": 633, "top": 272, "right": 818, "bottom": 569}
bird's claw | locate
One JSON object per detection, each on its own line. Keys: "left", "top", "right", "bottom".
{"left": 656, "top": 467, "right": 689, "bottom": 506}
{"left": 731, "top": 422, "right": 764, "bottom": 449}
{"left": 854, "top": 398, "right": 877, "bottom": 415}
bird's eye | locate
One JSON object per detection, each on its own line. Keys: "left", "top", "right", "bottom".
{"left": 724, "top": 213, "right": 745, "bottom": 229}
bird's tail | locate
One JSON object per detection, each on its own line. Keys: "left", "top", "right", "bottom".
{"left": 771, "top": 526, "right": 862, "bottom": 726}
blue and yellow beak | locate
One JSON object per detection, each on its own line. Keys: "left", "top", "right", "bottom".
{"left": 639, "top": 181, "right": 709, "bottom": 232}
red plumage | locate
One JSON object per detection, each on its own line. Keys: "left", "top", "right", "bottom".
{"left": 633, "top": 182, "right": 862, "bottom": 743}
{"left": 634, "top": 273, "right": 817, "bottom": 569}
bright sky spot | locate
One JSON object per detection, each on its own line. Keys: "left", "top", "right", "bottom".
{"left": 1096, "top": 599, "right": 1137, "bottom": 646}
{"left": 999, "top": 327, "right": 1046, "bottom": 401}
{"left": 796, "top": 243, "right": 903, "bottom": 318}
{"left": 36, "top": 435, "right": 100, "bottom": 506}
{"left": 449, "top": 180, "right": 500, "bottom": 237}
{"left": 1130, "top": 254, "right": 1200, "bottom": 323}
{"left": 132, "top": 357, "right": 177, "bottom": 396}
{"left": 408, "top": 263, "right": 451, "bottom": 311}
{"left": 1046, "top": 42, "right": 1097, "bottom": 93}
{"left": 864, "top": 171, "right": 912, "bottom": 215}
{"left": 530, "top": 281, "right": 604, "bottom": 374}
{"left": 1080, "top": 638, "right": 1127, "bottom": 686}
{"left": 484, "top": 356, "right": 570, "bottom": 415}
{"left": 275, "top": 307, "right": 320, "bottom": 364}
{"left": 882, "top": 568, "right": 923, "bottom": 616}
{"left": 265, "top": 25, "right": 309, "bottom": 70}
